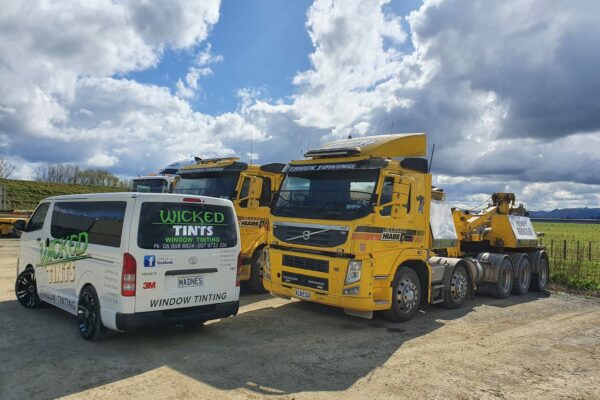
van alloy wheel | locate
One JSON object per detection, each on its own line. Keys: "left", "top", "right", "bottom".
{"left": 78, "top": 290, "right": 98, "bottom": 340}
{"left": 15, "top": 269, "right": 42, "bottom": 308}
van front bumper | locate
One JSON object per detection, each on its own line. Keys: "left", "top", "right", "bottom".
{"left": 115, "top": 301, "right": 239, "bottom": 331}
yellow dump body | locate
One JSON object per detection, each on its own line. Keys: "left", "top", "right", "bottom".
{"left": 175, "top": 158, "right": 284, "bottom": 283}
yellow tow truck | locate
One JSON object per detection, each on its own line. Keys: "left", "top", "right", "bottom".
{"left": 0, "top": 210, "right": 30, "bottom": 237}
{"left": 264, "top": 133, "right": 548, "bottom": 321}
{"left": 174, "top": 157, "right": 284, "bottom": 292}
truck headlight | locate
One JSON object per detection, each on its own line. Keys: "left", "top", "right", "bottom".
{"left": 345, "top": 260, "right": 362, "bottom": 285}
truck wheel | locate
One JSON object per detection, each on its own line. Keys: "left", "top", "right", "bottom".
{"left": 78, "top": 286, "right": 105, "bottom": 341}
{"left": 489, "top": 258, "right": 513, "bottom": 299}
{"left": 531, "top": 257, "right": 549, "bottom": 291}
{"left": 15, "top": 268, "right": 43, "bottom": 308}
{"left": 441, "top": 265, "right": 468, "bottom": 309}
{"left": 247, "top": 249, "right": 267, "bottom": 294}
{"left": 383, "top": 267, "right": 421, "bottom": 322}
{"left": 511, "top": 255, "right": 531, "bottom": 295}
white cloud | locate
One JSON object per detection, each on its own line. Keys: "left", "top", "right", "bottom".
{"left": 2, "top": 0, "right": 600, "bottom": 210}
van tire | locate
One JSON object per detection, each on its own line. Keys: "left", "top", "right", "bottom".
{"left": 15, "top": 268, "right": 43, "bottom": 308}
{"left": 78, "top": 286, "right": 105, "bottom": 341}
{"left": 383, "top": 267, "right": 421, "bottom": 322}
{"left": 247, "top": 249, "right": 267, "bottom": 294}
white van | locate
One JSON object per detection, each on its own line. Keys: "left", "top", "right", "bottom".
{"left": 15, "top": 193, "right": 241, "bottom": 340}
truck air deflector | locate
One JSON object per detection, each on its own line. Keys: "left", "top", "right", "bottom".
{"left": 304, "top": 133, "right": 426, "bottom": 159}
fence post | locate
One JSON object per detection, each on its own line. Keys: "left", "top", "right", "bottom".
{"left": 563, "top": 239, "right": 567, "bottom": 260}
{"left": 590, "top": 241, "right": 592, "bottom": 261}
{"left": 576, "top": 241, "right": 580, "bottom": 262}
{"left": 551, "top": 239, "right": 554, "bottom": 257}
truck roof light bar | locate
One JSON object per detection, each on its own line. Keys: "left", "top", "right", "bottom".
{"left": 304, "top": 147, "right": 362, "bottom": 158}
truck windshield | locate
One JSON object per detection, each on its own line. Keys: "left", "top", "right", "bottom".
{"left": 132, "top": 179, "right": 168, "bottom": 193}
{"left": 173, "top": 172, "right": 240, "bottom": 200}
{"left": 272, "top": 169, "right": 379, "bottom": 220}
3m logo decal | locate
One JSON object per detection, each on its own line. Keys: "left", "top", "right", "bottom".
{"left": 144, "top": 255, "right": 156, "bottom": 267}
{"left": 143, "top": 281, "right": 156, "bottom": 289}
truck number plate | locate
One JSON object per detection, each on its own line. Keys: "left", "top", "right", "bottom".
{"left": 294, "top": 289, "right": 311, "bottom": 300}
{"left": 177, "top": 276, "right": 204, "bottom": 288}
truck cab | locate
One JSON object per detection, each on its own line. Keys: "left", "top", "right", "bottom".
{"left": 173, "top": 157, "right": 284, "bottom": 292}
{"left": 131, "top": 175, "right": 177, "bottom": 193}
{"left": 264, "top": 133, "right": 548, "bottom": 322}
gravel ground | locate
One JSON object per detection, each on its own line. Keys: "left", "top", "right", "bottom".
{"left": 1, "top": 238, "right": 599, "bottom": 400}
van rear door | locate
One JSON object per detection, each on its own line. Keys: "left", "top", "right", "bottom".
{"left": 130, "top": 195, "right": 239, "bottom": 313}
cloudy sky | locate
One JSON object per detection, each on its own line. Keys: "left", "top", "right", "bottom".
{"left": 1, "top": 0, "right": 599, "bottom": 210}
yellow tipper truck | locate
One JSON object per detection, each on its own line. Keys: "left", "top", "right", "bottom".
{"left": 174, "top": 157, "right": 284, "bottom": 292}
{"left": 264, "top": 133, "right": 549, "bottom": 321}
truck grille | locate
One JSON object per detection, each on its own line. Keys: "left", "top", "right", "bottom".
{"left": 282, "top": 271, "right": 328, "bottom": 291}
{"left": 273, "top": 223, "right": 349, "bottom": 248}
{"left": 283, "top": 255, "right": 329, "bottom": 273}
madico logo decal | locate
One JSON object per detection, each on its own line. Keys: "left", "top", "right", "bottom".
{"left": 38, "top": 233, "right": 90, "bottom": 284}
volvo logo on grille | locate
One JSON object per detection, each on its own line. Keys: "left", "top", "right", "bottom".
{"left": 302, "top": 230, "right": 311, "bottom": 240}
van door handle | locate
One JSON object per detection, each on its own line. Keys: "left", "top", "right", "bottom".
{"left": 45, "top": 238, "right": 50, "bottom": 247}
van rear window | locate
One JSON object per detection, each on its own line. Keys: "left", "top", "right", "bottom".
{"left": 51, "top": 201, "right": 127, "bottom": 247}
{"left": 137, "top": 202, "right": 237, "bottom": 250}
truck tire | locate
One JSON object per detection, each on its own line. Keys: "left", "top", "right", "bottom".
{"left": 441, "top": 264, "right": 468, "bottom": 309}
{"left": 511, "top": 254, "right": 531, "bottom": 295}
{"left": 488, "top": 257, "right": 513, "bottom": 299}
{"left": 247, "top": 248, "right": 267, "bottom": 294}
{"left": 383, "top": 267, "right": 421, "bottom": 322}
{"left": 78, "top": 286, "right": 105, "bottom": 341}
{"left": 15, "top": 268, "right": 44, "bottom": 308}
{"left": 531, "top": 256, "right": 549, "bottom": 292}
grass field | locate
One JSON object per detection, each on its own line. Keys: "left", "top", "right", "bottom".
{"left": 533, "top": 222, "right": 600, "bottom": 291}
{"left": 0, "top": 178, "right": 124, "bottom": 210}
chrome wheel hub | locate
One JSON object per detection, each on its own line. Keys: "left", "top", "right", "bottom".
{"left": 396, "top": 278, "right": 418, "bottom": 311}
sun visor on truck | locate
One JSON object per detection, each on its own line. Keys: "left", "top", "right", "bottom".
{"left": 178, "top": 161, "right": 249, "bottom": 174}
{"left": 305, "top": 133, "right": 426, "bottom": 159}
{"left": 430, "top": 199, "right": 459, "bottom": 248}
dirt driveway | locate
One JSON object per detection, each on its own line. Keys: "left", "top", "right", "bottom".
{"left": 1, "top": 239, "right": 599, "bottom": 400}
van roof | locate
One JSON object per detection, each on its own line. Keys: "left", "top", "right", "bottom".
{"left": 44, "top": 192, "right": 234, "bottom": 207}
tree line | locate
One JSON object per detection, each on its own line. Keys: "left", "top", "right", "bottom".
{"left": 0, "top": 158, "right": 127, "bottom": 187}
{"left": 33, "top": 164, "right": 128, "bottom": 187}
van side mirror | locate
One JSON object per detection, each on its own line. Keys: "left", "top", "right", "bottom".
{"left": 391, "top": 178, "right": 410, "bottom": 219}
{"left": 247, "top": 176, "right": 263, "bottom": 209}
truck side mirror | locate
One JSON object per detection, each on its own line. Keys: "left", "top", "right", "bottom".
{"left": 13, "top": 220, "right": 26, "bottom": 232}
{"left": 247, "top": 176, "right": 263, "bottom": 209}
{"left": 391, "top": 178, "right": 410, "bottom": 219}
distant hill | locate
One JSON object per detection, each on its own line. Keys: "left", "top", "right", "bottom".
{"left": 0, "top": 178, "right": 124, "bottom": 210}
{"left": 529, "top": 208, "right": 600, "bottom": 220}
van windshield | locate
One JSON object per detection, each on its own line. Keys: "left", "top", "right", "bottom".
{"left": 271, "top": 170, "right": 379, "bottom": 220}
{"left": 137, "top": 202, "right": 237, "bottom": 250}
{"left": 132, "top": 178, "right": 168, "bottom": 193}
{"left": 173, "top": 172, "right": 240, "bottom": 200}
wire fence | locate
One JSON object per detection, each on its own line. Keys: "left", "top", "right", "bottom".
{"left": 539, "top": 237, "right": 600, "bottom": 290}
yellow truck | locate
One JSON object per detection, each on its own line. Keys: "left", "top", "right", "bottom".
{"left": 264, "top": 133, "right": 548, "bottom": 321}
{"left": 174, "top": 157, "right": 284, "bottom": 292}
{"left": 0, "top": 211, "right": 30, "bottom": 237}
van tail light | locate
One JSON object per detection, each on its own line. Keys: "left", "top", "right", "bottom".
{"left": 121, "top": 253, "right": 137, "bottom": 296}
{"left": 236, "top": 253, "right": 242, "bottom": 287}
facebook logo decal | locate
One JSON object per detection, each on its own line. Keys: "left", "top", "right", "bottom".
{"left": 144, "top": 255, "right": 156, "bottom": 267}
